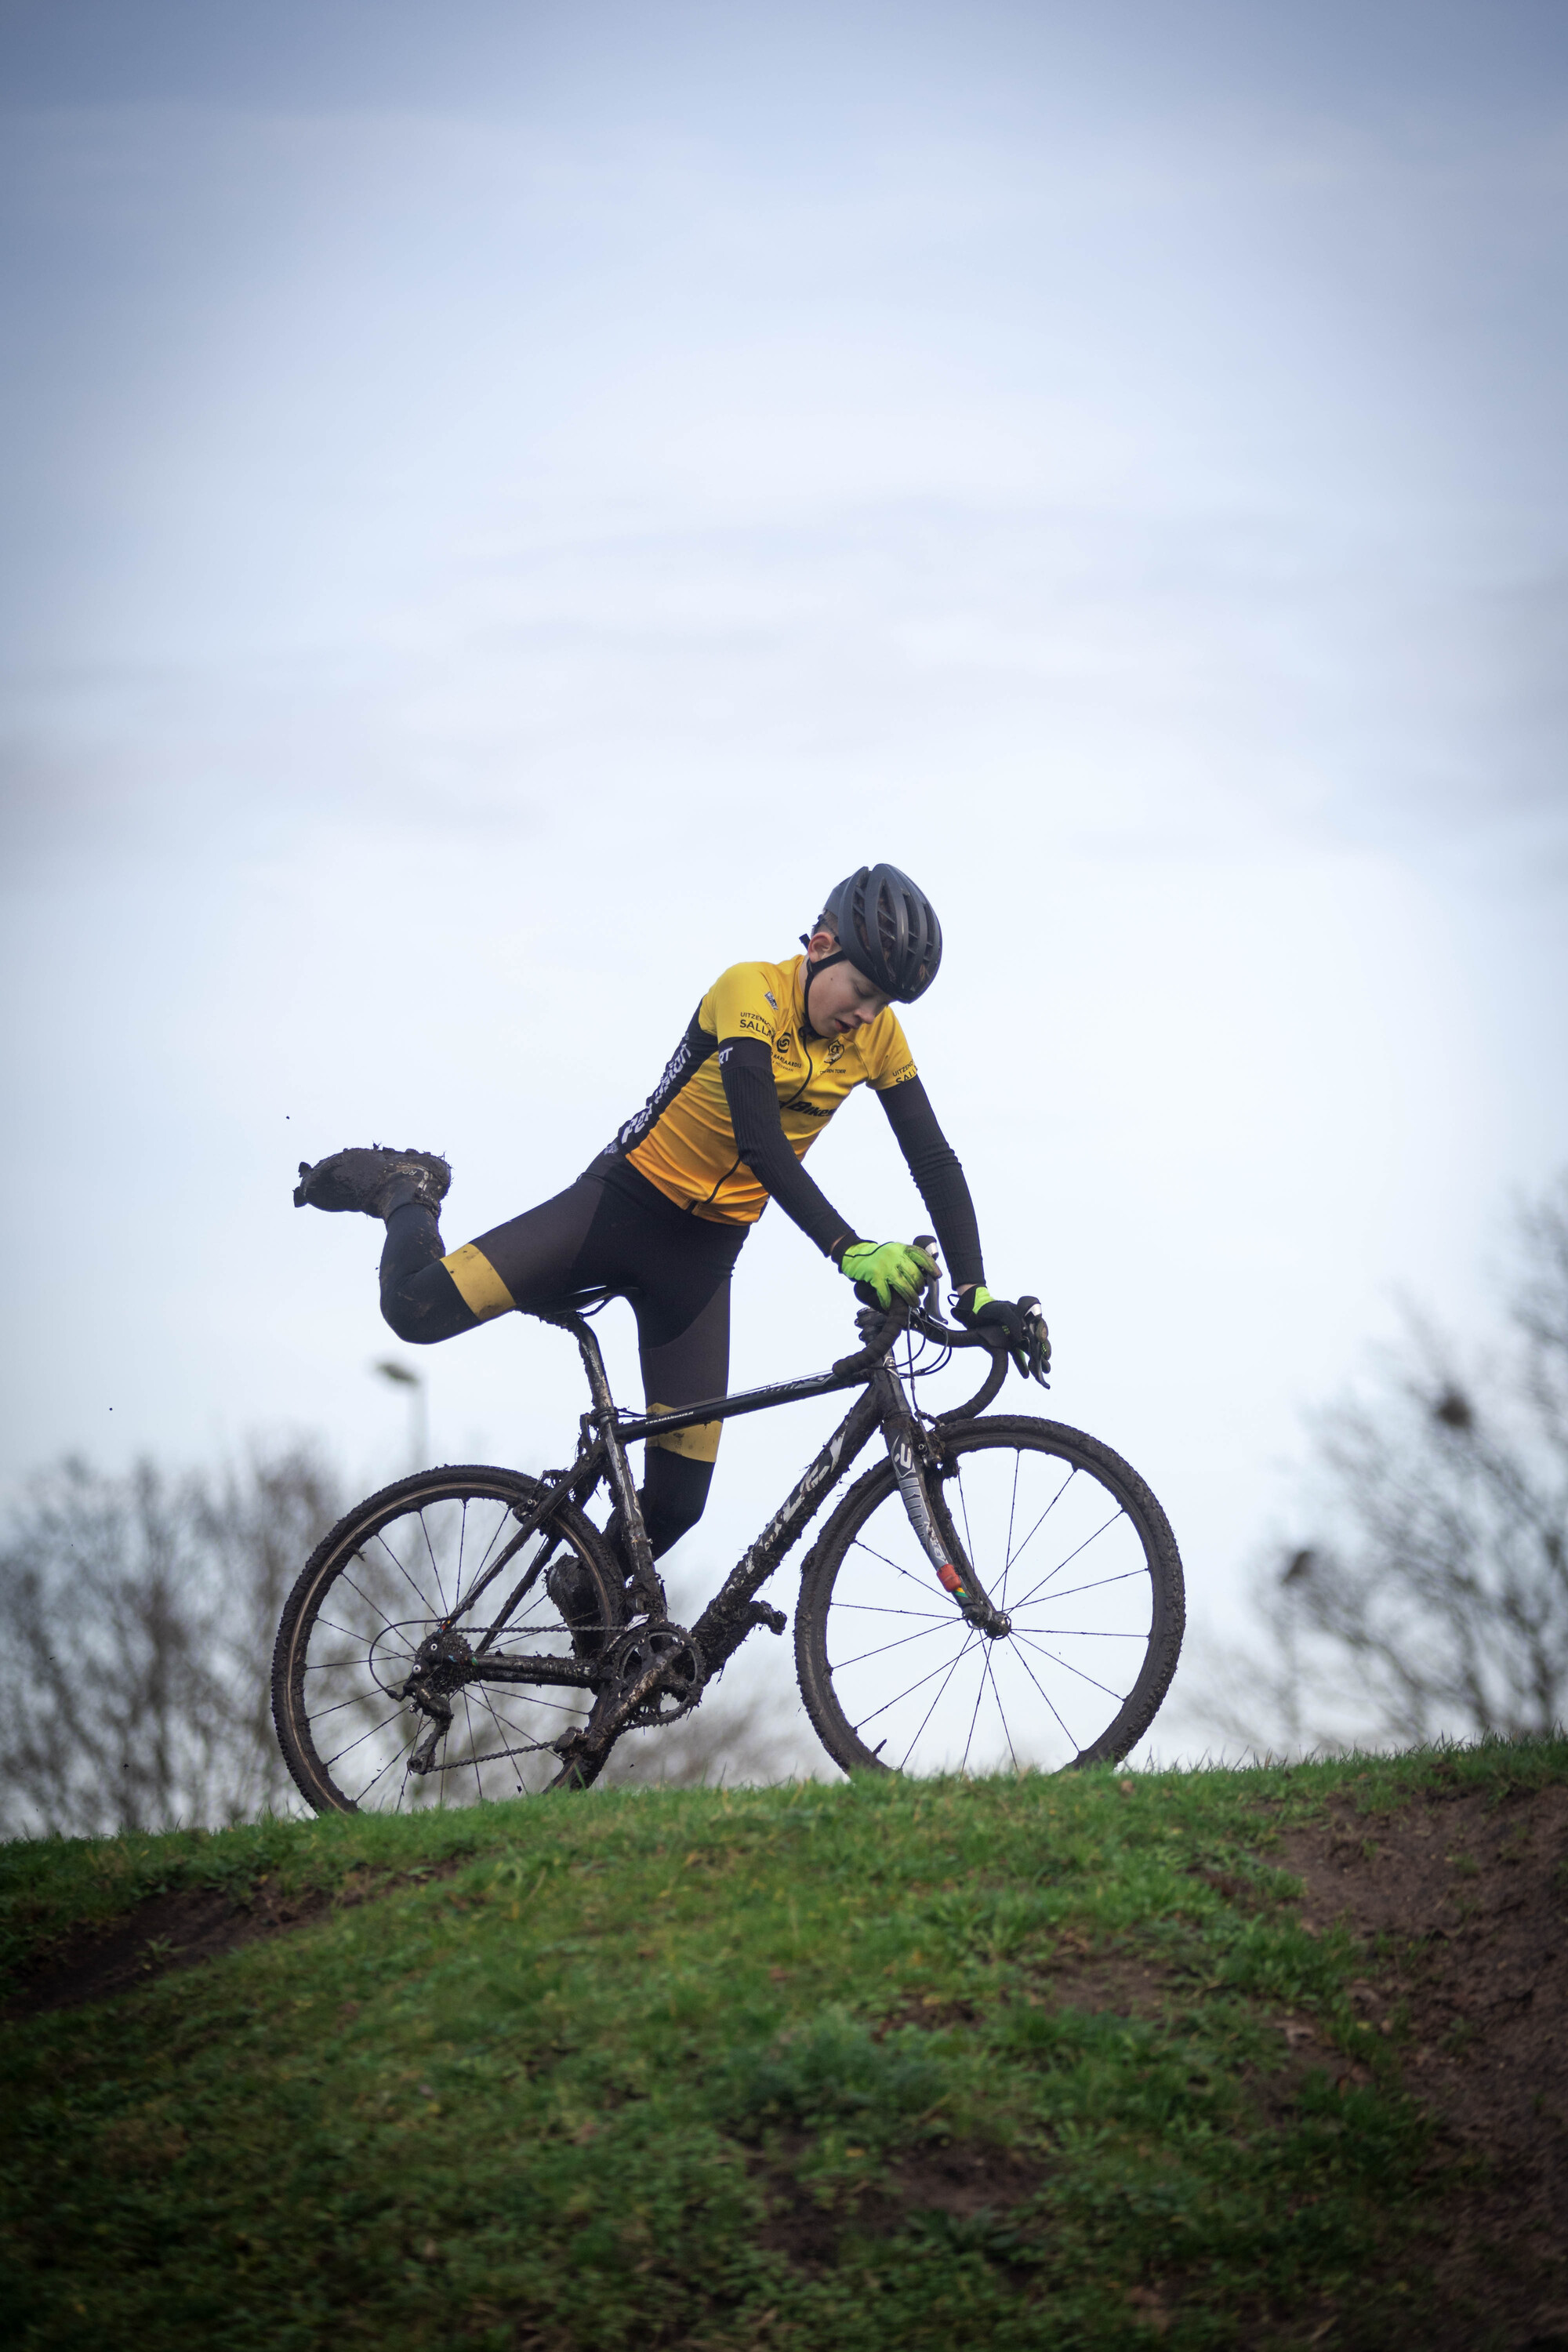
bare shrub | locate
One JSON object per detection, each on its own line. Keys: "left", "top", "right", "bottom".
{"left": 0, "top": 1446, "right": 339, "bottom": 1837}
{"left": 1201, "top": 1174, "right": 1568, "bottom": 1756}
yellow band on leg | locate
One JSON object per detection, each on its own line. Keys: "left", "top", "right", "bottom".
{"left": 646, "top": 1403, "right": 723, "bottom": 1464}
{"left": 441, "top": 1243, "right": 516, "bottom": 1321}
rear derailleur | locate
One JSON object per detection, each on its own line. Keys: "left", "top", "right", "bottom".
{"left": 399, "top": 1625, "right": 474, "bottom": 1777}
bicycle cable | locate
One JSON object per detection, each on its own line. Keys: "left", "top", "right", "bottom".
{"left": 903, "top": 1314, "right": 953, "bottom": 1388}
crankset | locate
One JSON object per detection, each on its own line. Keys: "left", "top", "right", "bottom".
{"left": 607, "top": 1621, "right": 707, "bottom": 1726}
{"left": 553, "top": 1617, "right": 706, "bottom": 1779}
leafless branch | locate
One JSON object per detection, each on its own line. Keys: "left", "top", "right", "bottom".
{"left": 0, "top": 1446, "right": 339, "bottom": 1836}
{"left": 1194, "top": 1172, "right": 1568, "bottom": 1756}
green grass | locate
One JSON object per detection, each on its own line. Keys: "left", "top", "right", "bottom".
{"left": 3, "top": 1737, "right": 1564, "bottom": 2351}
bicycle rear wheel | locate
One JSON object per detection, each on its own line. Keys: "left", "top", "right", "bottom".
{"left": 272, "top": 1466, "right": 622, "bottom": 1813}
{"left": 794, "top": 1415, "right": 1184, "bottom": 1777}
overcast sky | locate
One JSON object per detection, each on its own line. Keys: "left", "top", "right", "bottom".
{"left": 3, "top": 0, "right": 1566, "bottom": 1751}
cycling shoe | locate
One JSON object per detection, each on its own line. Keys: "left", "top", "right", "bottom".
{"left": 293, "top": 1145, "right": 451, "bottom": 1218}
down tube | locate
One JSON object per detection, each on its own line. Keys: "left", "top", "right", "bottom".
{"left": 691, "top": 1386, "right": 884, "bottom": 1675}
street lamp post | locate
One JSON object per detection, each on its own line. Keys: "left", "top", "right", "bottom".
{"left": 373, "top": 1359, "right": 428, "bottom": 1474}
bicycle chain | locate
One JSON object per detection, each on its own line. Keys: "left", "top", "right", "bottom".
{"left": 416, "top": 1733, "right": 556, "bottom": 1774}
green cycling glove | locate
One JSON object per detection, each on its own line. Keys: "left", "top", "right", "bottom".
{"left": 839, "top": 1240, "right": 939, "bottom": 1309}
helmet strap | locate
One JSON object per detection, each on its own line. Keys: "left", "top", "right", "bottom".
{"left": 799, "top": 942, "right": 847, "bottom": 1040}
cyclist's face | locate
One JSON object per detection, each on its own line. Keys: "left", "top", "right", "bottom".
{"left": 805, "top": 933, "right": 890, "bottom": 1035}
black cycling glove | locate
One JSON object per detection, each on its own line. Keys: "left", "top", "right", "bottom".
{"left": 953, "top": 1287, "right": 1051, "bottom": 1382}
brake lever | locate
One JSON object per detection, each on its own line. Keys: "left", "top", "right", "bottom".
{"left": 912, "top": 1233, "right": 946, "bottom": 1326}
{"left": 838, "top": 1240, "right": 949, "bottom": 1374}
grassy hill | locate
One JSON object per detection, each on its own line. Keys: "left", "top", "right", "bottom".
{"left": 3, "top": 1741, "right": 1566, "bottom": 2351}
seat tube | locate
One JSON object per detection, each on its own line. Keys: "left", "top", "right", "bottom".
{"left": 571, "top": 1319, "right": 661, "bottom": 1609}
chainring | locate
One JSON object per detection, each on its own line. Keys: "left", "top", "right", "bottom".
{"left": 603, "top": 1621, "right": 706, "bottom": 1726}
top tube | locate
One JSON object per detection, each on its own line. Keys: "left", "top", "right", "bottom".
{"left": 610, "top": 1301, "right": 999, "bottom": 1448}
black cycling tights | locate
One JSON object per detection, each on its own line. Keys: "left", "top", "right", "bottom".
{"left": 378, "top": 1164, "right": 746, "bottom": 1560}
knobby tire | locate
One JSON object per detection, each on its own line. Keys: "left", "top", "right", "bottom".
{"left": 793, "top": 1414, "right": 1185, "bottom": 1777}
{"left": 271, "top": 1465, "right": 623, "bottom": 1814}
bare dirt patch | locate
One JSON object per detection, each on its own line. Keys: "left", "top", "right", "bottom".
{"left": 1283, "top": 1781, "right": 1568, "bottom": 2349}
{"left": 3, "top": 1863, "right": 457, "bottom": 2018}
{"left": 753, "top": 2132, "right": 1046, "bottom": 2269}
{"left": 876, "top": 1948, "right": 1174, "bottom": 2038}
{"left": 755, "top": 1781, "right": 1568, "bottom": 2340}
{"left": 873, "top": 1991, "right": 983, "bottom": 2034}
{"left": 1044, "top": 1948, "right": 1173, "bottom": 2018}
{"left": 3, "top": 1882, "right": 334, "bottom": 2017}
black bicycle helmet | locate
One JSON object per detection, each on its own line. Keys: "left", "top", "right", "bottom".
{"left": 819, "top": 863, "right": 943, "bottom": 1003}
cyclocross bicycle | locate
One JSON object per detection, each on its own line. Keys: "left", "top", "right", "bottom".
{"left": 271, "top": 1250, "right": 1185, "bottom": 1811}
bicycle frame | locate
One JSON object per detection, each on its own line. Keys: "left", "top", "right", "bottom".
{"left": 419, "top": 1296, "right": 1011, "bottom": 1759}
{"left": 274, "top": 1272, "right": 1187, "bottom": 1809}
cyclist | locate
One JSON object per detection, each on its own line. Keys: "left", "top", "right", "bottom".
{"left": 293, "top": 862, "right": 1048, "bottom": 1568}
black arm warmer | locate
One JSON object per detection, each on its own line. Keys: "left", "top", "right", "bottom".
{"left": 719, "top": 1039, "right": 858, "bottom": 1258}
{"left": 877, "top": 1077, "right": 985, "bottom": 1290}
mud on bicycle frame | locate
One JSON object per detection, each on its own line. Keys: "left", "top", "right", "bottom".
{"left": 270, "top": 1261, "right": 1185, "bottom": 1812}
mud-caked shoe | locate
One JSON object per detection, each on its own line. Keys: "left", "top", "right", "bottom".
{"left": 292, "top": 1145, "right": 451, "bottom": 1218}
{"left": 546, "top": 1555, "right": 615, "bottom": 1661}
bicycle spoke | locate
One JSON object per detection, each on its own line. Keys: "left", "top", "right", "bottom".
{"left": 983, "top": 1646, "right": 1021, "bottom": 1773}
{"left": 851, "top": 1625, "right": 978, "bottom": 1733}
{"left": 304, "top": 1637, "right": 416, "bottom": 1668}
{"left": 469, "top": 1685, "right": 584, "bottom": 1718}
{"left": 331, "top": 1565, "right": 417, "bottom": 1640}
{"left": 1001, "top": 1467, "right": 1078, "bottom": 1581}
{"left": 470, "top": 1682, "right": 552, "bottom": 1789}
{"left": 895, "top": 1627, "right": 982, "bottom": 1768}
{"left": 500, "top": 1595, "right": 570, "bottom": 1639}
{"left": 960, "top": 1646, "right": 989, "bottom": 1773}
{"left": 825, "top": 1599, "right": 955, "bottom": 1621}
{"left": 354, "top": 1721, "right": 421, "bottom": 1809}
{"left": 849, "top": 1534, "right": 944, "bottom": 1596}
{"left": 1004, "top": 1632, "right": 1080, "bottom": 1750}
{"left": 420, "top": 1504, "right": 454, "bottom": 1621}
{"left": 314, "top": 1609, "right": 417, "bottom": 1653}
{"left": 308, "top": 1686, "right": 397, "bottom": 1726}
{"left": 474, "top": 1690, "right": 528, "bottom": 1777}
{"left": 362, "top": 1526, "right": 442, "bottom": 1624}
{"left": 1011, "top": 1508, "right": 1127, "bottom": 1612}
{"left": 831, "top": 1617, "right": 960, "bottom": 1672}
{"left": 1017, "top": 1565, "right": 1148, "bottom": 1610}
{"left": 957, "top": 1465, "right": 980, "bottom": 1592}
{"left": 451, "top": 1688, "right": 474, "bottom": 1802}
{"left": 325, "top": 1706, "right": 411, "bottom": 1771}
{"left": 455, "top": 1503, "right": 519, "bottom": 1615}
{"left": 1011, "top": 1630, "right": 1126, "bottom": 1704}
{"left": 1000, "top": 1452, "right": 1019, "bottom": 1606}
{"left": 1005, "top": 1623, "right": 1147, "bottom": 1639}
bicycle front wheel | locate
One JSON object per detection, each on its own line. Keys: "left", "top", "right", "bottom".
{"left": 272, "top": 1466, "right": 623, "bottom": 1814}
{"left": 795, "top": 1415, "right": 1184, "bottom": 1778}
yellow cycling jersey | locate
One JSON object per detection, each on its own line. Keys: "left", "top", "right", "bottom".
{"left": 604, "top": 953, "right": 917, "bottom": 1225}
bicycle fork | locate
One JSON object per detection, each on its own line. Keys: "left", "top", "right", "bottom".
{"left": 873, "top": 1367, "right": 1011, "bottom": 1639}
